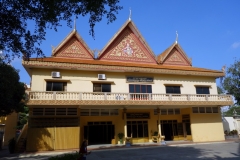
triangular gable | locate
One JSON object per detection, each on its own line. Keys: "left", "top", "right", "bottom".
{"left": 52, "top": 30, "right": 94, "bottom": 59}
{"left": 157, "top": 42, "right": 192, "bottom": 66}
{"left": 98, "top": 20, "right": 157, "bottom": 64}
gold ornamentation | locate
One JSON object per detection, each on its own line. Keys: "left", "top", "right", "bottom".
{"left": 168, "top": 53, "right": 182, "bottom": 62}
{"left": 102, "top": 29, "right": 154, "bottom": 63}
{"left": 56, "top": 38, "right": 92, "bottom": 58}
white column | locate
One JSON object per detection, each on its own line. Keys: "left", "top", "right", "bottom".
{"left": 158, "top": 108, "right": 161, "bottom": 142}
{"left": 124, "top": 108, "right": 127, "bottom": 141}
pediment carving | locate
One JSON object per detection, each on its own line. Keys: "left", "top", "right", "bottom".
{"left": 164, "top": 48, "right": 189, "bottom": 66}
{"left": 55, "top": 38, "right": 93, "bottom": 59}
{"left": 101, "top": 28, "right": 156, "bottom": 63}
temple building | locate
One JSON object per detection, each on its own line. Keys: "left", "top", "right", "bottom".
{"left": 22, "top": 19, "right": 233, "bottom": 151}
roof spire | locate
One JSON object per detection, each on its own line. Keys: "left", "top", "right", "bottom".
{"left": 129, "top": 7, "right": 132, "bottom": 21}
{"left": 175, "top": 31, "right": 178, "bottom": 44}
{"left": 73, "top": 16, "right": 76, "bottom": 31}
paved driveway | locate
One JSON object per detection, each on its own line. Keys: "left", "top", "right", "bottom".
{"left": 0, "top": 141, "right": 240, "bottom": 160}
{"left": 88, "top": 141, "right": 240, "bottom": 160}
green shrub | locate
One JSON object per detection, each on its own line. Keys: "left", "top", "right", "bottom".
{"left": 49, "top": 152, "right": 80, "bottom": 160}
{"left": 8, "top": 138, "right": 16, "bottom": 154}
{"left": 118, "top": 133, "right": 124, "bottom": 139}
{"left": 232, "top": 130, "right": 238, "bottom": 135}
{"left": 224, "top": 130, "right": 229, "bottom": 136}
{"left": 153, "top": 131, "right": 158, "bottom": 136}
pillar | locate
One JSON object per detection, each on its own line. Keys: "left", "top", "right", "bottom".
{"left": 158, "top": 108, "right": 161, "bottom": 142}
{"left": 123, "top": 108, "right": 127, "bottom": 142}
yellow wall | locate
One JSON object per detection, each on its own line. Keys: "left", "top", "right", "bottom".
{"left": 26, "top": 107, "right": 225, "bottom": 151}
{"left": 190, "top": 112, "right": 224, "bottom": 142}
{"left": 30, "top": 69, "right": 218, "bottom": 94}
{"left": 80, "top": 108, "right": 185, "bottom": 144}
{"left": 27, "top": 127, "right": 79, "bottom": 151}
{"left": 2, "top": 113, "right": 18, "bottom": 146}
{"left": 28, "top": 68, "right": 225, "bottom": 146}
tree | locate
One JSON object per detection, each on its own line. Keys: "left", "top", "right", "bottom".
{"left": 223, "top": 105, "right": 240, "bottom": 117}
{"left": 0, "top": 59, "right": 25, "bottom": 116}
{"left": 217, "top": 86, "right": 224, "bottom": 94}
{"left": 0, "top": 0, "right": 122, "bottom": 62}
{"left": 222, "top": 59, "right": 240, "bottom": 105}
{"left": 16, "top": 106, "right": 29, "bottom": 130}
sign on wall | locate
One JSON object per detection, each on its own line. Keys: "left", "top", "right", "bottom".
{"left": 126, "top": 77, "right": 153, "bottom": 82}
{"left": 126, "top": 113, "right": 150, "bottom": 119}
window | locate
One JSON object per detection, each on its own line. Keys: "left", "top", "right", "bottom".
{"left": 127, "top": 121, "right": 148, "bottom": 138}
{"left": 93, "top": 83, "right": 111, "bottom": 92}
{"left": 192, "top": 107, "right": 219, "bottom": 113}
{"left": 196, "top": 87, "right": 210, "bottom": 94}
{"left": 46, "top": 82, "right": 67, "bottom": 91}
{"left": 192, "top": 107, "right": 198, "bottom": 113}
{"left": 129, "top": 84, "right": 152, "bottom": 93}
{"left": 199, "top": 107, "right": 205, "bottom": 113}
{"left": 154, "top": 108, "right": 181, "bottom": 115}
{"left": 80, "top": 109, "right": 119, "bottom": 116}
{"left": 166, "top": 86, "right": 181, "bottom": 94}
{"left": 32, "top": 108, "right": 77, "bottom": 116}
{"left": 129, "top": 84, "right": 152, "bottom": 100}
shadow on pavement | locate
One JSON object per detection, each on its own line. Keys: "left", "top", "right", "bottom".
{"left": 0, "top": 141, "right": 240, "bottom": 160}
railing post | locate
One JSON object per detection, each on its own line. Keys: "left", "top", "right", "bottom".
{"left": 205, "top": 95, "right": 208, "bottom": 101}
{"left": 187, "top": 95, "right": 190, "bottom": 101}
{"left": 104, "top": 93, "right": 107, "bottom": 100}
{"left": 169, "top": 94, "right": 172, "bottom": 101}
{"left": 128, "top": 93, "right": 130, "bottom": 100}
{"left": 79, "top": 92, "right": 82, "bottom": 100}
{"left": 53, "top": 92, "right": 56, "bottom": 100}
{"left": 149, "top": 94, "right": 151, "bottom": 100}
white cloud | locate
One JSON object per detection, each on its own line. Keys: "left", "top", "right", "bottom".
{"left": 231, "top": 42, "right": 240, "bottom": 49}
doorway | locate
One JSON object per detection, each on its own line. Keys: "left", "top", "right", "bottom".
{"left": 84, "top": 121, "right": 115, "bottom": 145}
{"left": 162, "top": 123, "right": 173, "bottom": 140}
{"left": 159, "top": 120, "right": 179, "bottom": 141}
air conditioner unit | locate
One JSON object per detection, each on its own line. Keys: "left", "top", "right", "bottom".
{"left": 98, "top": 74, "right": 106, "bottom": 80}
{"left": 52, "top": 72, "right": 61, "bottom": 78}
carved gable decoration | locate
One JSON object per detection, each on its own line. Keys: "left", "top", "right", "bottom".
{"left": 163, "top": 48, "right": 191, "bottom": 66}
{"left": 99, "top": 27, "right": 156, "bottom": 64}
{"left": 54, "top": 37, "right": 93, "bottom": 59}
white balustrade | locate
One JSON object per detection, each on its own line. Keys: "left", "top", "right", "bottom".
{"left": 27, "top": 91, "right": 232, "bottom": 102}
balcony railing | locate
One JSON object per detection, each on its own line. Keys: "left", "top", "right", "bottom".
{"left": 27, "top": 91, "right": 232, "bottom": 102}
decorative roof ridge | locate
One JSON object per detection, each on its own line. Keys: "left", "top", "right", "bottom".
{"left": 157, "top": 42, "right": 175, "bottom": 63}
{"left": 98, "top": 20, "right": 130, "bottom": 58}
{"left": 175, "top": 43, "right": 192, "bottom": 65}
{"left": 129, "top": 21, "right": 156, "bottom": 59}
{"left": 98, "top": 19, "right": 156, "bottom": 60}
{"left": 51, "top": 30, "right": 75, "bottom": 55}
{"left": 157, "top": 42, "right": 192, "bottom": 65}
{"left": 24, "top": 57, "right": 223, "bottom": 74}
{"left": 51, "top": 29, "right": 94, "bottom": 58}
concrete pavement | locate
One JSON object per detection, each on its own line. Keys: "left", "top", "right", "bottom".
{"left": 0, "top": 140, "right": 239, "bottom": 160}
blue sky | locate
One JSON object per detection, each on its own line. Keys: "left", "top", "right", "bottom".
{"left": 12, "top": 0, "right": 240, "bottom": 85}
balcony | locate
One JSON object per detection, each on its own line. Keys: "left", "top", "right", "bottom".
{"left": 26, "top": 91, "right": 233, "bottom": 106}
